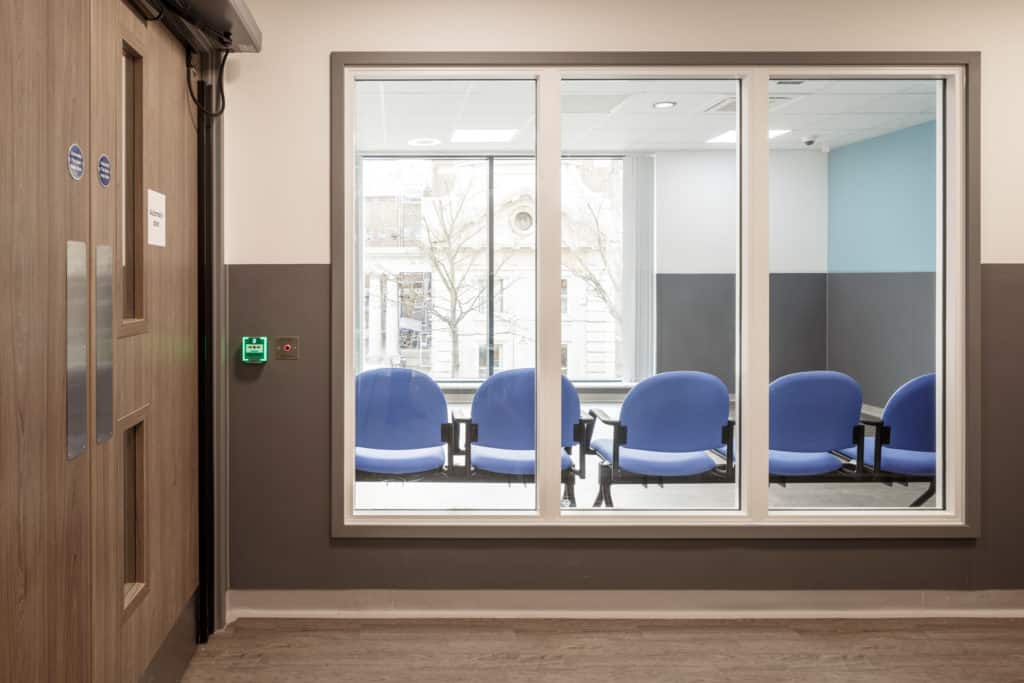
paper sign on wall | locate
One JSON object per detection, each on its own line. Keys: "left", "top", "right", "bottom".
{"left": 147, "top": 189, "right": 166, "bottom": 247}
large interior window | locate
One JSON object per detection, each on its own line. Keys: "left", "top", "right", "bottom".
{"left": 561, "top": 80, "right": 740, "bottom": 511}
{"left": 354, "top": 80, "right": 538, "bottom": 511}
{"left": 337, "top": 62, "right": 967, "bottom": 533}
{"left": 767, "top": 78, "right": 943, "bottom": 510}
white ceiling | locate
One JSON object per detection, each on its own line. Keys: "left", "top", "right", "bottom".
{"left": 355, "top": 78, "right": 939, "bottom": 154}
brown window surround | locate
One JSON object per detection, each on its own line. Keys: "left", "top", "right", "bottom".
{"left": 329, "top": 51, "right": 980, "bottom": 540}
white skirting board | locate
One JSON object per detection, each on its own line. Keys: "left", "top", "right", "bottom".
{"left": 225, "top": 589, "right": 1024, "bottom": 624}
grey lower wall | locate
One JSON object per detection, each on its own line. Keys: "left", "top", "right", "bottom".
{"left": 828, "top": 272, "right": 936, "bottom": 407}
{"left": 656, "top": 272, "right": 933, "bottom": 406}
{"left": 228, "top": 263, "right": 1023, "bottom": 590}
{"left": 656, "top": 273, "right": 737, "bottom": 387}
{"left": 656, "top": 272, "right": 828, "bottom": 389}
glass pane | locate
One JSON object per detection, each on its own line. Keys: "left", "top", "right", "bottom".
{"left": 123, "top": 422, "right": 142, "bottom": 587}
{"left": 121, "top": 46, "right": 142, "bottom": 320}
{"left": 561, "top": 79, "right": 741, "bottom": 512}
{"left": 767, "top": 79, "right": 941, "bottom": 509}
{"left": 353, "top": 80, "right": 537, "bottom": 511}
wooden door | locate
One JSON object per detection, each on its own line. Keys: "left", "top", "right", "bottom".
{"left": 1, "top": 0, "right": 94, "bottom": 680}
{"left": 2, "top": 1, "right": 199, "bottom": 680}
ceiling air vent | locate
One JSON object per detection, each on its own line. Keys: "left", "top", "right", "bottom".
{"left": 705, "top": 95, "right": 799, "bottom": 113}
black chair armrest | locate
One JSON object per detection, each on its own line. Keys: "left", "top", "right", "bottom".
{"left": 451, "top": 415, "right": 476, "bottom": 456}
{"left": 720, "top": 420, "right": 736, "bottom": 471}
{"left": 851, "top": 423, "right": 866, "bottom": 473}
{"left": 440, "top": 423, "right": 457, "bottom": 471}
{"left": 573, "top": 416, "right": 595, "bottom": 478}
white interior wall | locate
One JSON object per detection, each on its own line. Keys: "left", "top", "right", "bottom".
{"left": 655, "top": 150, "right": 828, "bottom": 274}
{"left": 224, "top": 0, "right": 1024, "bottom": 265}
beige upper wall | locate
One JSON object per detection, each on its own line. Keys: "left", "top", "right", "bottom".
{"left": 224, "top": 0, "right": 1021, "bottom": 265}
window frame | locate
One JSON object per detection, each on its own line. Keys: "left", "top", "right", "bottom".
{"left": 330, "top": 52, "right": 979, "bottom": 539}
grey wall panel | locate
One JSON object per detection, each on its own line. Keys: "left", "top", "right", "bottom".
{"left": 656, "top": 273, "right": 827, "bottom": 390}
{"left": 228, "top": 264, "right": 1022, "bottom": 591}
{"left": 769, "top": 273, "right": 828, "bottom": 380}
{"left": 656, "top": 273, "right": 736, "bottom": 387}
{"left": 827, "top": 272, "right": 935, "bottom": 407}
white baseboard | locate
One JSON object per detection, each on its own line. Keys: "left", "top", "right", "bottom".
{"left": 225, "top": 589, "right": 1024, "bottom": 625}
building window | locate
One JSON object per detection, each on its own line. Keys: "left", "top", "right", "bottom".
{"left": 338, "top": 58, "right": 970, "bottom": 535}
{"left": 478, "top": 343, "right": 504, "bottom": 378}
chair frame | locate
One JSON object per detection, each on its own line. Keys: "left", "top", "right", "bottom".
{"left": 588, "top": 408, "right": 736, "bottom": 508}
{"left": 858, "top": 418, "right": 937, "bottom": 507}
{"left": 452, "top": 415, "right": 592, "bottom": 508}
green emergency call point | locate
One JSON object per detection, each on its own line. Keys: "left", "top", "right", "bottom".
{"left": 241, "top": 336, "right": 269, "bottom": 364}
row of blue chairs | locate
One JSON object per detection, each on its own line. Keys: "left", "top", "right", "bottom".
{"left": 355, "top": 367, "right": 937, "bottom": 508}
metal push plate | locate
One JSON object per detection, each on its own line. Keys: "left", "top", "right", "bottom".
{"left": 66, "top": 241, "right": 88, "bottom": 459}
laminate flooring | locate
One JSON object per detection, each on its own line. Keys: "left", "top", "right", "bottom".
{"left": 183, "top": 617, "right": 1024, "bottom": 682}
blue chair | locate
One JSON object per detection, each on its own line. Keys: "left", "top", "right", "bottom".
{"left": 355, "top": 368, "right": 453, "bottom": 477}
{"left": 769, "top": 371, "right": 863, "bottom": 479}
{"left": 461, "top": 368, "right": 584, "bottom": 506}
{"left": 839, "top": 373, "right": 936, "bottom": 506}
{"left": 589, "top": 371, "right": 735, "bottom": 508}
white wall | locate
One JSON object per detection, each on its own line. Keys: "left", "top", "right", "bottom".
{"left": 224, "top": 0, "right": 1024, "bottom": 265}
{"left": 769, "top": 151, "right": 829, "bottom": 273}
{"left": 655, "top": 150, "right": 828, "bottom": 274}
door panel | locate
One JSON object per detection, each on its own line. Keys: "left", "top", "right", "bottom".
{"left": 1, "top": 0, "right": 93, "bottom": 680}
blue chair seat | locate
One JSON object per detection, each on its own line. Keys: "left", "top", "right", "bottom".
{"left": 356, "top": 445, "right": 446, "bottom": 475}
{"left": 769, "top": 449, "right": 844, "bottom": 476}
{"left": 839, "top": 437, "right": 935, "bottom": 476}
{"left": 592, "top": 438, "right": 719, "bottom": 477}
{"left": 471, "top": 445, "right": 573, "bottom": 476}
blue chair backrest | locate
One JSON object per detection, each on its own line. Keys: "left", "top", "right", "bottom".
{"left": 471, "top": 368, "right": 580, "bottom": 450}
{"left": 355, "top": 368, "right": 448, "bottom": 450}
{"left": 769, "top": 371, "right": 861, "bottom": 452}
{"left": 618, "top": 371, "right": 729, "bottom": 453}
{"left": 882, "top": 373, "right": 936, "bottom": 451}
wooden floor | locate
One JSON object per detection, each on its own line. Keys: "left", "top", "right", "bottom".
{"left": 183, "top": 618, "right": 1024, "bottom": 682}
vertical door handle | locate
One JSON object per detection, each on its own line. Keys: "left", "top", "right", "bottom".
{"left": 96, "top": 244, "right": 113, "bottom": 443}
{"left": 66, "top": 241, "right": 88, "bottom": 459}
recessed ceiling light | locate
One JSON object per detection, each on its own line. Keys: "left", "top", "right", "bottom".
{"left": 705, "top": 129, "right": 792, "bottom": 144}
{"left": 407, "top": 137, "right": 441, "bottom": 147}
{"left": 652, "top": 100, "right": 677, "bottom": 110}
{"left": 450, "top": 129, "right": 519, "bottom": 143}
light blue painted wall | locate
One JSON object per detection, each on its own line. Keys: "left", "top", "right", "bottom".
{"left": 828, "top": 121, "right": 937, "bottom": 272}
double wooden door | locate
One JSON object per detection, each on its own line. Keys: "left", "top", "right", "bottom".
{"left": 1, "top": 0, "right": 199, "bottom": 680}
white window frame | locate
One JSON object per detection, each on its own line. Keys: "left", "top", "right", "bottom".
{"left": 334, "top": 60, "right": 970, "bottom": 537}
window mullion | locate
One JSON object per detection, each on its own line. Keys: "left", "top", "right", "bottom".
{"left": 740, "top": 70, "right": 770, "bottom": 522}
{"left": 536, "top": 70, "right": 563, "bottom": 520}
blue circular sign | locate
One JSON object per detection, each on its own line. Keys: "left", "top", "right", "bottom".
{"left": 67, "top": 143, "right": 85, "bottom": 181}
{"left": 97, "top": 154, "right": 111, "bottom": 188}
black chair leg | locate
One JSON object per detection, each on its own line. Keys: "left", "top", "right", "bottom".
{"left": 909, "top": 479, "right": 937, "bottom": 507}
{"left": 601, "top": 464, "right": 614, "bottom": 508}
{"left": 563, "top": 471, "right": 577, "bottom": 508}
{"left": 593, "top": 463, "right": 612, "bottom": 507}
